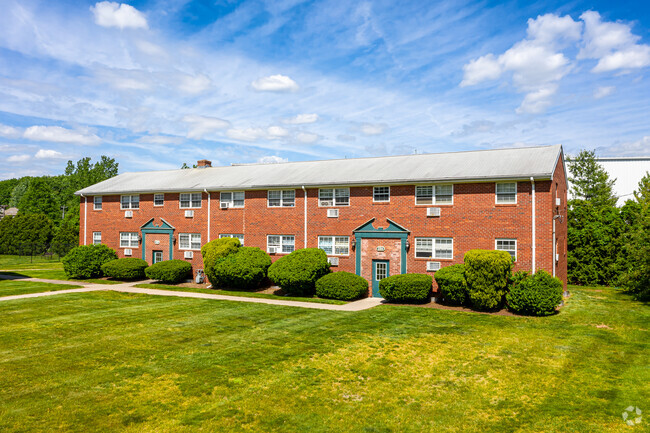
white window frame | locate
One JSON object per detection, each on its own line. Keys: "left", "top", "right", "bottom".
{"left": 318, "top": 236, "right": 350, "bottom": 256}
{"left": 179, "top": 233, "right": 202, "bottom": 250}
{"left": 180, "top": 192, "right": 202, "bottom": 209}
{"left": 153, "top": 193, "right": 164, "bottom": 207}
{"left": 373, "top": 186, "right": 390, "bottom": 203}
{"left": 496, "top": 182, "right": 517, "bottom": 204}
{"left": 318, "top": 188, "right": 350, "bottom": 207}
{"left": 414, "top": 237, "right": 453, "bottom": 259}
{"left": 219, "top": 234, "right": 244, "bottom": 245}
{"left": 93, "top": 196, "right": 102, "bottom": 210}
{"left": 267, "top": 189, "right": 295, "bottom": 207}
{"left": 267, "top": 235, "right": 295, "bottom": 254}
{"left": 119, "top": 232, "right": 139, "bottom": 248}
{"left": 495, "top": 238, "right": 517, "bottom": 261}
{"left": 92, "top": 232, "right": 101, "bottom": 245}
{"left": 120, "top": 195, "right": 139, "bottom": 210}
{"left": 220, "top": 191, "right": 245, "bottom": 208}
{"left": 415, "top": 184, "right": 454, "bottom": 205}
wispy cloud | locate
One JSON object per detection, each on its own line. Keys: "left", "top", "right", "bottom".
{"left": 23, "top": 126, "right": 101, "bottom": 145}
{"left": 90, "top": 2, "right": 148, "bottom": 30}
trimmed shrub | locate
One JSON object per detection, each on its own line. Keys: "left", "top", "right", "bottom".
{"left": 101, "top": 258, "right": 148, "bottom": 280}
{"left": 267, "top": 248, "right": 330, "bottom": 296}
{"left": 211, "top": 247, "right": 272, "bottom": 289}
{"left": 145, "top": 260, "right": 192, "bottom": 284}
{"left": 316, "top": 272, "right": 368, "bottom": 301}
{"left": 464, "top": 249, "right": 512, "bottom": 310}
{"left": 62, "top": 244, "right": 118, "bottom": 279}
{"left": 506, "top": 270, "right": 563, "bottom": 316}
{"left": 434, "top": 264, "right": 468, "bottom": 305}
{"left": 379, "top": 273, "right": 432, "bottom": 303}
{"left": 201, "top": 237, "right": 241, "bottom": 284}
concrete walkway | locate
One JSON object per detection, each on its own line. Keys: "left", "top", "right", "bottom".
{"left": 0, "top": 275, "right": 384, "bottom": 311}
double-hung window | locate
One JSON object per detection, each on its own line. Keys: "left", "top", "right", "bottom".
{"left": 220, "top": 191, "right": 245, "bottom": 208}
{"left": 319, "top": 188, "right": 349, "bottom": 206}
{"left": 414, "top": 237, "right": 453, "bottom": 259}
{"left": 92, "top": 232, "right": 101, "bottom": 245}
{"left": 219, "top": 234, "right": 244, "bottom": 245}
{"left": 179, "top": 233, "right": 202, "bottom": 250}
{"left": 267, "top": 235, "right": 295, "bottom": 254}
{"left": 496, "top": 182, "right": 517, "bottom": 204}
{"left": 373, "top": 186, "right": 390, "bottom": 202}
{"left": 154, "top": 193, "right": 164, "bottom": 206}
{"left": 119, "top": 232, "right": 139, "bottom": 248}
{"left": 268, "top": 190, "right": 295, "bottom": 207}
{"left": 415, "top": 185, "right": 453, "bottom": 205}
{"left": 180, "top": 192, "right": 202, "bottom": 208}
{"left": 496, "top": 238, "right": 517, "bottom": 260}
{"left": 93, "top": 196, "right": 102, "bottom": 210}
{"left": 121, "top": 195, "right": 139, "bottom": 210}
{"left": 318, "top": 236, "right": 349, "bottom": 255}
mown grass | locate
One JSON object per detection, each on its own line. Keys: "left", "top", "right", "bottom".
{"left": 0, "top": 269, "right": 122, "bottom": 285}
{"left": 0, "top": 285, "right": 647, "bottom": 432}
{"left": 134, "top": 283, "right": 348, "bottom": 305}
{"left": 0, "top": 280, "right": 83, "bottom": 297}
{"left": 0, "top": 254, "right": 65, "bottom": 270}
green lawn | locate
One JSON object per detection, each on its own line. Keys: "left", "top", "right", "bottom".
{"left": 0, "top": 280, "right": 83, "bottom": 297}
{"left": 0, "top": 254, "right": 66, "bottom": 270}
{"left": 134, "top": 283, "right": 348, "bottom": 305}
{"left": 0, "top": 285, "right": 647, "bottom": 432}
{"left": 0, "top": 269, "right": 123, "bottom": 285}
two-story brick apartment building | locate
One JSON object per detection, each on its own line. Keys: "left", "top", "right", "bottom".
{"left": 76, "top": 144, "right": 567, "bottom": 295}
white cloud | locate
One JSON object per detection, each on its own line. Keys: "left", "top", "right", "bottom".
{"left": 296, "top": 132, "right": 320, "bottom": 144}
{"left": 182, "top": 115, "right": 231, "bottom": 139}
{"left": 137, "top": 135, "right": 183, "bottom": 145}
{"left": 460, "top": 54, "right": 502, "bottom": 87}
{"left": 526, "top": 13, "right": 582, "bottom": 46}
{"left": 516, "top": 84, "right": 558, "bottom": 114}
{"left": 251, "top": 74, "right": 299, "bottom": 92}
{"left": 603, "top": 136, "right": 650, "bottom": 156}
{"left": 226, "top": 127, "right": 267, "bottom": 141}
{"left": 0, "top": 123, "right": 22, "bottom": 139}
{"left": 592, "top": 45, "right": 650, "bottom": 72}
{"left": 283, "top": 113, "right": 319, "bottom": 124}
{"left": 7, "top": 154, "right": 30, "bottom": 163}
{"left": 90, "top": 2, "right": 148, "bottom": 30}
{"left": 594, "top": 86, "right": 615, "bottom": 99}
{"left": 35, "top": 149, "right": 64, "bottom": 159}
{"left": 360, "top": 122, "right": 388, "bottom": 135}
{"left": 257, "top": 155, "right": 288, "bottom": 164}
{"left": 135, "top": 40, "right": 166, "bottom": 57}
{"left": 267, "top": 126, "right": 289, "bottom": 138}
{"left": 178, "top": 74, "right": 212, "bottom": 95}
{"left": 23, "top": 126, "right": 101, "bottom": 145}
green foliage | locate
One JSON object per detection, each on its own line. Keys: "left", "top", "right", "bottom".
{"left": 567, "top": 150, "right": 617, "bottom": 207}
{"left": 101, "top": 258, "right": 148, "bottom": 280}
{"left": 50, "top": 223, "right": 78, "bottom": 257}
{"left": 211, "top": 247, "right": 272, "bottom": 289}
{"left": 144, "top": 260, "right": 192, "bottom": 284}
{"left": 618, "top": 211, "right": 650, "bottom": 298}
{"left": 267, "top": 248, "right": 330, "bottom": 296}
{"left": 506, "top": 270, "right": 563, "bottom": 316}
{"left": 379, "top": 273, "right": 432, "bottom": 302}
{"left": 434, "top": 264, "right": 468, "bottom": 305}
{"left": 315, "top": 272, "right": 368, "bottom": 301}
{"left": 464, "top": 249, "right": 512, "bottom": 310}
{"left": 64, "top": 156, "right": 119, "bottom": 193}
{"left": 18, "top": 177, "right": 59, "bottom": 222}
{"left": 61, "top": 244, "right": 117, "bottom": 279}
{"left": 201, "top": 237, "right": 241, "bottom": 284}
{"left": 0, "top": 213, "right": 53, "bottom": 255}
{"left": 8, "top": 178, "right": 29, "bottom": 208}
{"left": 0, "top": 178, "right": 19, "bottom": 206}
{"left": 633, "top": 171, "right": 650, "bottom": 207}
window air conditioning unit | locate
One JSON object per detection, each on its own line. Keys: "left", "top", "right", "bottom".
{"left": 555, "top": 197, "right": 561, "bottom": 206}
{"left": 426, "top": 207, "right": 441, "bottom": 217}
{"left": 124, "top": 210, "right": 133, "bottom": 218}
{"left": 124, "top": 249, "right": 132, "bottom": 256}
{"left": 220, "top": 202, "right": 229, "bottom": 209}
{"left": 327, "top": 209, "right": 339, "bottom": 218}
{"left": 426, "top": 261, "right": 441, "bottom": 272}
{"left": 556, "top": 253, "right": 560, "bottom": 262}
{"left": 268, "top": 246, "right": 278, "bottom": 254}
{"left": 185, "top": 210, "right": 194, "bottom": 218}
{"left": 328, "top": 257, "right": 339, "bottom": 266}
{"left": 184, "top": 251, "right": 194, "bottom": 259}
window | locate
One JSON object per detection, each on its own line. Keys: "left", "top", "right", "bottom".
{"left": 92, "top": 232, "right": 101, "bottom": 245}
{"left": 415, "top": 185, "right": 453, "bottom": 205}
{"left": 179, "top": 233, "right": 202, "bottom": 250}
{"left": 414, "top": 237, "right": 453, "bottom": 259}
{"left": 220, "top": 191, "right": 244, "bottom": 208}
{"left": 373, "top": 186, "right": 390, "bottom": 202}
{"left": 268, "top": 190, "right": 295, "bottom": 207}
{"left": 180, "top": 192, "right": 202, "bottom": 208}
{"left": 154, "top": 193, "right": 164, "bottom": 206}
{"left": 496, "top": 182, "right": 517, "bottom": 204}
{"left": 120, "top": 195, "right": 139, "bottom": 210}
{"left": 93, "top": 196, "right": 102, "bottom": 210}
{"left": 119, "top": 232, "right": 139, "bottom": 248}
{"left": 267, "top": 235, "right": 295, "bottom": 254}
{"left": 375, "top": 262, "right": 387, "bottom": 280}
{"left": 319, "top": 188, "right": 349, "bottom": 206}
{"left": 318, "top": 236, "right": 350, "bottom": 255}
{"left": 496, "top": 238, "right": 517, "bottom": 260}
{"left": 219, "top": 234, "right": 244, "bottom": 245}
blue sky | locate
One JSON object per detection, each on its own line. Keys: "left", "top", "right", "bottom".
{"left": 0, "top": 0, "right": 649, "bottom": 178}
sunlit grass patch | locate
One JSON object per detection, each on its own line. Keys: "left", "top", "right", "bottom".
{"left": 0, "top": 280, "right": 83, "bottom": 297}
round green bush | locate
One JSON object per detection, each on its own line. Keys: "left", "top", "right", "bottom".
{"left": 211, "top": 247, "right": 272, "bottom": 289}
{"left": 201, "top": 238, "right": 241, "bottom": 284}
{"left": 506, "top": 270, "right": 563, "bottom": 316}
{"left": 267, "top": 248, "right": 330, "bottom": 296}
{"left": 379, "top": 273, "right": 432, "bottom": 303}
{"left": 434, "top": 264, "right": 468, "bottom": 305}
{"left": 464, "top": 249, "right": 512, "bottom": 310}
{"left": 101, "top": 258, "right": 148, "bottom": 280}
{"left": 145, "top": 260, "right": 192, "bottom": 284}
{"left": 316, "top": 272, "right": 368, "bottom": 301}
{"left": 62, "top": 244, "right": 118, "bottom": 279}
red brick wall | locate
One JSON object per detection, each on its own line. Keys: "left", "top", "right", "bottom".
{"left": 360, "top": 238, "right": 402, "bottom": 282}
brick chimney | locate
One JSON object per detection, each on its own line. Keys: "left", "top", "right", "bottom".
{"left": 197, "top": 159, "right": 212, "bottom": 168}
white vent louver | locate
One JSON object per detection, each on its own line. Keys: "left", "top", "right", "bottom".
{"left": 220, "top": 202, "right": 229, "bottom": 209}
{"left": 124, "top": 210, "right": 133, "bottom": 218}
{"left": 328, "top": 257, "right": 339, "bottom": 266}
{"left": 426, "top": 261, "right": 441, "bottom": 272}
{"left": 327, "top": 209, "right": 339, "bottom": 218}
{"left": 427, "top": 207, "right": 441, "bottom": 217}
{"left": 185, "top": 210, "right": 194, "bottom": 218}
{"left": 184, "top": 251, "right": 194, "bottom": 259}
{"left": 124, "top": 249, "right": 132, "bottom": 256}
{"left": 268, "top": 246, "right": 278, "bottom": 254}
{"left": 556, "top": 197, "right": 561, "bottom": 206}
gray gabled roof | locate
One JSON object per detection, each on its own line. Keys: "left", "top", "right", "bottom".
{"left": 76, "top": 144, "right": 563, "bottom": 195}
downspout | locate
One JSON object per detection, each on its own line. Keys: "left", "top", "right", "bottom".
{"left": 81, "top": 194, "right": 87, "bottom": 246}
{"left": 530, "top": 177, "right": 535, "bottom": 273}
{"left": 302, "top": 186, "right": 308, "bottom": 248}
{"left": 552, "top": 215, "right": 562, "bottom": 277}
{"left": 204, "top": 189, "right": 210, "bottom": 242}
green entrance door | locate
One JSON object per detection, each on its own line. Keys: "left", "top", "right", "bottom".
{"left": 152, "top": 250, "right": 163, "bottom": 264}
{"left": 372, "top": 260, "right": 389, "bottom": 297}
